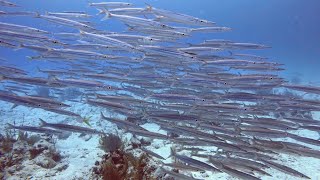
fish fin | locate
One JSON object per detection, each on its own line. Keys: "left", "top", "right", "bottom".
{"left": 144, "top": 2, "right": 153, "bottom": 11}
{"left": 100, "top": 112, "right": 108, "bottom": 120}
{"left": 126, "top": 24, "right": 137, "bottom": 31}
{"left": 83, "top": 116, "right": 92, "bottom": 127}
{"left": 101, "top": 8, "right": 111, "bottom": 21}
{"left": 36, "top": 66, "right": 42, "bottom": 72}
{"left": 39, "top": 118, "right": 47, "bottom": 127}
{"left": 34, "top": 12, "right": 40, "bottom": 18}
{"left": 79, "top": 133, "right": 86, "bottom": 137}
{"left": 26, "top": 56, "right": 37, "bottom": 60}
{"left": 48, "top": 74, "right": 57, "bottom": 81}
{"left": 79, "top": 30, "right": 86, "bottom": 36}
{"left": 228, "top": 51, "right": 233, "bottom": 56}
{"left": 167, "top": 146, "right": 176, "bottom": 159}
{"left": 11, "top": 104, "right": 18, "bottom": 109}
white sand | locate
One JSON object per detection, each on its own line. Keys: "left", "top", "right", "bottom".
{"left": 1, "top": 101, "right": 320, "bottom": 179}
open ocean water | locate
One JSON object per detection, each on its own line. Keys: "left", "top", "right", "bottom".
{"left": 1, "top": 0, "right": 320, "bottom": 179}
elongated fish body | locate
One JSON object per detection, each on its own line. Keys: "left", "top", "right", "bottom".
{"left": 171, "top": 150, "right": 221, "bottom": 173}
{"left": 37, "top": 14, "right": 95, "bottom": 30}
{"left": 47, "top": 12, "right": 91, "bottom": 18}
{"left": 108, "top": 7, "right": 149, "bottom": 16}
{"left": 209, "top": 158, "right": 261, "bottom": 180}
{"left": 39, "top": 119, "right": 104, "bottom": 135}
{"left": 146, "top": 5, "right": 215, "bottom": 26}
{"left": 0, "top": 22, "right": 48, "bottom": 34}
{"left": 89, "top": 2, "right": 132, "bottom": 8}
{"left": 0, "top": 0, "right": 18, "bottom": 7}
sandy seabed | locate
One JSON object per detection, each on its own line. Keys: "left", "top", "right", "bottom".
{"left": 1, "top": 101, "right": 320, "bottom": 180}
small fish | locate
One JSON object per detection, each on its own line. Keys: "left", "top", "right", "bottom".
{"left": 89, "top": 2, "right": 132, "bottom": 8}
{"left": 100, "top": 8, "right": 174, "bottom": 30}
{"left": 209, "top": 157, "right": 261, "bottom": 180}
{"left": 146, "top": 4, "right": 215, "bottom": 26}
{"left": 169, "top": 147, "right": 221, "bottom": 173}
{"left": 0, "top": 0, "right": 18, "bottom": 7}
{"left": 39, "top": 118, "right": 104, "bottom": 135}
{"left": 47, "top": 12, "right": 91, "bottom": 18}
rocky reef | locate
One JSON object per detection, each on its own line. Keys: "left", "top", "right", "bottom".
{"left": 0, "top": 132, "right": 67, "bottom": 179}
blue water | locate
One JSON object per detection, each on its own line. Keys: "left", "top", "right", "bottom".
{"left": 1, "top": 0, "right": 320, "bottom": 83}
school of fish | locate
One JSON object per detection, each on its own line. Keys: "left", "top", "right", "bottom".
{"left": 1, "top": 1, "right": 320, "bottom": 179}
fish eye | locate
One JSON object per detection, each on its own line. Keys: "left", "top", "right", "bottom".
{"left": 270, "top": 77, "right": 273, "bottom": 80}
{"left": 200, "top": 20, "right": 204, "bottom": 23}
{"left": 224, "top": 82, "right": 227, "bottom": 85}
{"left": 53, "top": 40, "right": 58, "bottom": 44}
{"left": 202, "top": 99, "right": 205, "bottom": 102}
{"left": 108, "top": 86, "right": 111, "bottom": 89}
{"left": 38, "top": 104, "right": 41, "bottom": 107}
{"left": 244, "top": 108, "right": 247, "bottom": 111}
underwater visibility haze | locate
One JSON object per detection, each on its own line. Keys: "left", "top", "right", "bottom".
{"left": 0, "top": 0, "right": 320, "bottom": 179}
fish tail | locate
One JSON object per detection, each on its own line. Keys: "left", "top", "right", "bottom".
{"left": 168, "top": 146, "right": 176, "bottom": 159}
{"left": 6, "top": 123, "right": 14, "bottom": 129}
{"left": 0, "top": 75, "right": 6, "bottom": 81}
{"left": 83, "top": 116, "right": 92, "bottom": 127}
{"left": 39, "top": 118, "right": 48, "bottom": 127}
{"left": 96, "top": 8, "right": 104, "bottom": 15}
{"left": 26, "top": 56, "right": 37, "bottom": 61}
{"left": 101, "top": 8, "right": 111, "bottom": 21}
{"left": 100, "top": 112, "right": 107, "bottom": 120}
{"left": 144, "top": 3, "right": 153, "bottom": 11}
